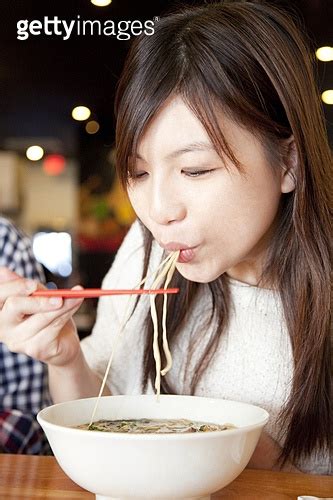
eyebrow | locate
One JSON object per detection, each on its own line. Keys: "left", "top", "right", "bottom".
{"left": 136, "top": 141, "right": 215, "bottom": 162}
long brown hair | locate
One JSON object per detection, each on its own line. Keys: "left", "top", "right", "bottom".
{"left": 114, "top": 1, "right": 332, "bottom": 467}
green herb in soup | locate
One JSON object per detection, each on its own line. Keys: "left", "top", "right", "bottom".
{"left": 75, "top": 418, "right": 235, "bottom": 434}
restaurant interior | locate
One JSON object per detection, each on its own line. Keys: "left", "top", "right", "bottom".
{"left": 1, "top": 2, "right": 333, "bottom": 498}
{"left": 0, "top": 0, "right": 332, "bottom": 338}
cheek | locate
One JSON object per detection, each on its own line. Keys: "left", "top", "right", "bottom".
{"left": 225, "top": 168, "right": 281, "bottom": 220}
{"left": 199, "top": 173, "right": 282, "bottom": 259}
{"left": 127, "top": 188, "right": 143, "bottom": 214}
{"left": 127, "top": 187, "right": 154, "bottom": 231}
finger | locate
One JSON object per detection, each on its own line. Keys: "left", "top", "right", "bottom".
{"left": 0, "top": 278, "right": 38, "bottom": 307}
{"left": 2, "top": 292, "right": 85, "bottom": 323}
{"left": 2, "top": 296, "right": 83, "bottom": 351}
{"left": 21, "top": 296, "right": 84, "bottom": 335}
{"left": 1, "top": 280, "right": 84, "bottom": 319}
{"left": 14, "top": 300, "right": 83, "bottom": 352}
{"left": 26, "top": 302, "right": 83, "bottom": 347}
{"left": 0, "top": 267, "right": 21, "bottom": 283}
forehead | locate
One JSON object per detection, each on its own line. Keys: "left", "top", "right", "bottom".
{"left": 136, "top": 96, "right": 214, "bottom": 159}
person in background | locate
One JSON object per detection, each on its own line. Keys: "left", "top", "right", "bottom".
{"left": 0, "top": 217, "right": 52, "bottom": 454}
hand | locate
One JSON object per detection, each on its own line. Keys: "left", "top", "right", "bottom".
{"left": 247, "top": 431, "right": 301, "bottom": 472}
{"left": 0, "top": 267, "right": 84, "bottom": 367}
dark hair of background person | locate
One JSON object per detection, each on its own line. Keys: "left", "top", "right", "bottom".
{"left": 114, "top": 0, "right": 332, "bottom": 467}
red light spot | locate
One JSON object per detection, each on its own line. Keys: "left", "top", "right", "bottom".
{"left": 43, "top": 155, "right": 66, "bottom": 176}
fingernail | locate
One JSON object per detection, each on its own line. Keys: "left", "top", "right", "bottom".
{"left": 49, "top": 297, "right": 62, "bottom": 307}
{"left": 25, "top": 279, "right": 37, "bottom": 292}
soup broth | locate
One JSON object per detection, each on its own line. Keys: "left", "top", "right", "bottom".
{"left": 75, "top": 418, "right": 236, "bottom": 434}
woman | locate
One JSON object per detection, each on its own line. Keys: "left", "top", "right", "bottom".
{"left": 0, "top": 1, "right": 331, "bottom": 473}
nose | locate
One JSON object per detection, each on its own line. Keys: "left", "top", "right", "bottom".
{"left": 149, "top": 180, "right": 186, "bottom": 225}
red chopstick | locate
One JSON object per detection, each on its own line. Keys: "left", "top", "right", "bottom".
{"left": 32, "top": 288, "right": 179, "bottom": 299}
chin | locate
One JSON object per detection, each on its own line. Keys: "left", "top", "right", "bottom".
{"left": 176, "top": 263, "right": 222, "bottom": 284}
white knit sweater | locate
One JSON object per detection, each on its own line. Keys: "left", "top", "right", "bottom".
{"left": 81, "top": 220, "right": 331, "bottom": 475}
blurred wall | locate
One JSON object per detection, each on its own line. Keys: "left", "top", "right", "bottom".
{"left": 20, "top": 158, "right": 78, "bottom": 234}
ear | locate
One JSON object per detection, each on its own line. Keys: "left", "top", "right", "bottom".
{"left": 280, "top": 136, "right": 298, "bottom": 194}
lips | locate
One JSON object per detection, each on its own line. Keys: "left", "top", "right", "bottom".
{"left": 159, "top": 241, "right": 196, "bottom": 263}
{"left": 178, "top": 248, "right": 195, "bottom": 263}
{"left": 161, "top": 242, "right": 192, "bottom": 251}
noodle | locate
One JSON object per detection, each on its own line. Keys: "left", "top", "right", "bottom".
{"left": 161, "top": 256, "right": 178, "bottom": 375}
{"left": 150, "top": 251, "right": 179, "bottom": 396}
{"left": 89, "top": 250, "right": 179, "bottom": 426}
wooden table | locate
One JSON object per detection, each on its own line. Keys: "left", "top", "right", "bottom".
{"left": 0, "top": 454, "right": 332, "bottom": 499}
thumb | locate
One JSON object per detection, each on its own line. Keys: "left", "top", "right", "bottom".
{"left": 0, "top": 266, "right": 21, "bottom": 283}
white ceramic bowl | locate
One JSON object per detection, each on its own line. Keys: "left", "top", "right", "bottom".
{"left": 37, "top": 395, "right": 269, "bottom": 500}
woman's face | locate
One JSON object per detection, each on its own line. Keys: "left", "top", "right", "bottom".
{"left": 127, "top": 96, "right": 293, "bottom": 284}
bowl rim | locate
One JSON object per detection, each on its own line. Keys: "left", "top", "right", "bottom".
{"left": 37, "top": 394, "right": 269, "bottom": 441}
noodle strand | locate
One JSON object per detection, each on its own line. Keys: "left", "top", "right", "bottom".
{"left": 150, "top": 251, "right": 179, "bottom": 394}
{"left": 161, "top": 254, "right": 178, "bottom": 376}
{"left": 89, "top": 249, "right": 179, "bottom": 425}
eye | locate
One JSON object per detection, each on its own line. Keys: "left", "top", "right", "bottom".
{"left": 129, "top": 171, "right": 148, "bottom": 181}
{"left": 182, "top": 169, "right": 215, "bottom": 177}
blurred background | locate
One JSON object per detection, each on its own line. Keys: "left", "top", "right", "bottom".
{"left": 0, "top": 0, "right": 332, "bottom": 335}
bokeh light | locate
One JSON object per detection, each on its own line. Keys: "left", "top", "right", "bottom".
{"left": 26, "top": 145, "right": 44, "bottom": 161}
{"left": 72, "top": 106, "right": 91, "bottom": 121}
{"left": 43, "top": 154, "right": 66, "bottom": 176}
{"left": 316, "top": 46, "right": 333, "bottom": 62}
{"left": 321, "top": 90, "right": 333, "bottom": 105}
{"left": 91, "top": 0, "right": 112, "bottom": 6}
{"left": 85, "top": 120, "right": 100, "bottom": 134}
